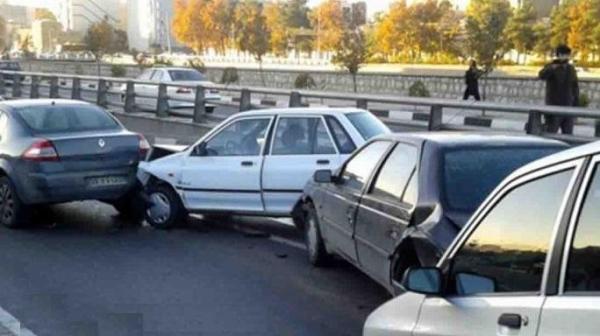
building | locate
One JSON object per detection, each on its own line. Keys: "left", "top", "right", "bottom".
{"left": 31, "top": 19, "right": 62, "bottom": 53}
{"left": 0, "top": 1, "right": 35, "bottom": 26}
{"left": 56, "top": 0, "right": 126, "bottom": 33}
{"left": 127, "top": 0, "right": 175, "bottom": 52}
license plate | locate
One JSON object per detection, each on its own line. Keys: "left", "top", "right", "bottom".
{"left": 87, "top": 176, "right": 128, "bottom": 187}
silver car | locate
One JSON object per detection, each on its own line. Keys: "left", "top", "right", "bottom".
{"left": 364, "top": 140, "right": 600, "bottom": 335}
{"left": 0, "top": 99, "right": 149, "bottom": 228}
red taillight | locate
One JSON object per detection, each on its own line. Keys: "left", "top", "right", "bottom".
{"left": 138, "top": 134, "right": 150, "bottom": 158}
{"left": 22, "top": 139, "right": 59, "bottom": 162}
{"left": 176, "top": 87, "right": 192, "bottom": 94}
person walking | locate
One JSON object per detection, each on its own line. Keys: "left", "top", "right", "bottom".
{"left": 463, "top": 60, "right": 485, "bottom": 101}
{"left": 538, "top": 44, "right": 580, "bottom": 134}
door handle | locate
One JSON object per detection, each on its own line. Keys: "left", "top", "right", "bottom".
{"left": 241, "top": 161, "right": 253, "bottom": 167}
{"left": 498, "top": 313, "right": 525, "bottom": 329}
{"left": 316, "top": 159, "right": 330, "bottom": 165}
{"left": 346, "top": 207, "right": 355, "bottom": 224}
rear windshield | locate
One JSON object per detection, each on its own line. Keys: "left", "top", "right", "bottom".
{"left": 443, "top": 146, "right": 564, "bottom": 212}
{"left": 16, "top": 104, "right": 119, "bottom": 134}
{"left": 168, "top": 70, "right": 206, "bottom": 81}
{"left": 346, "top": 112, "right": 389, "bottom": 140}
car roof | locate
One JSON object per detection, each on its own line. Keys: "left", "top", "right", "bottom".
{"left": 150, "top": 67, "right": 200, "bottom": 72}
{"left": 374, "top": 132, "right": 566, "bottom": 148}
{"left": 0, "top": 99, "right": 94, "bottom": 110}
{"left": 236, "top": 107, "right": 367, "bottom": 117}
{"left": 512, "top": 140, "right": 600, "bottom": 176}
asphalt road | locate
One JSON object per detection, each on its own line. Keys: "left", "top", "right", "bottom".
{"left": 0, "top": 201, "right": 389, "bottom": 336}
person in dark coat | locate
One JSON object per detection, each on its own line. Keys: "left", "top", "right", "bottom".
{"left": 538, "top": 44, "right": 580, "bottom": 134}
{"left": 463, "top": 60, "right": 484, "bottom": 101}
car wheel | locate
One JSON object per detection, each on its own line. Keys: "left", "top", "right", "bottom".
{"left": 145, "top": 183, "right": 186, "bottom": 230}
{"left": 0, "top": 177, "right": 27, "bottom": 229}
{"left": 112, "top": 189, "right": 145, "bottom": 226}
{"left": 304, "top": 202, "right": 330, "bottom": 267}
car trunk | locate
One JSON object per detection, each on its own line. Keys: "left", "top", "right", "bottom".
{"left": 44, "top": 130, "right": 139, "bottom": 172}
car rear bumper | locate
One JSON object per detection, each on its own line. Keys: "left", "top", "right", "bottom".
{"left": 15, "top": 168, "right": 138, "bottom": 205}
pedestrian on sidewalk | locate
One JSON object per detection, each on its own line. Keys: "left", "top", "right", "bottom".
{"left": 538, "top": 44, "right": 579, "bottom": 134}
{"left": 463, "top": 60, "right": 485, "bottom": 101}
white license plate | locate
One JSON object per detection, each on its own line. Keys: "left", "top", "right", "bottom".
{"left": 87, "top": 176, "right": 128, "bottom": 187}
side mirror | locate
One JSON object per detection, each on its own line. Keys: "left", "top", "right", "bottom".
{"left": 313, "top": 169, "right": 334, "bottom": 183}
{"left": 402, "top": 267, "right": 443, "bottom": 295}
{"left": 455, "top": 272, "right": 496, "bottom": 295}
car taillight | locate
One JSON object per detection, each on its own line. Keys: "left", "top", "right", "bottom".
{"left": 176, "top": 87, "right": 192, "bottom": 94}
{"left": 22, "top": 139, "right": 59, "bottom": 162}
{"left": 138, "top": 134, "right": 150, "bottom": 158}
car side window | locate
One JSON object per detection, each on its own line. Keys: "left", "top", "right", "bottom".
{"left": 341, "top": 141, "right": 390, "bottom": 191}
{"left": 566, "top": 164, "right": 600, "bottom": 292}
{"left": 449, "top": 169, "right": 574, "bottom": 295}
{"left": 271, "top": 117, "right": 336, "bottom": 155}
{"left": 150, "top": 70, "right": 163, "bottom": 82}
{"left": 370, "top": 143, "right": 418, "bottom": 205}
{"left": 325, "top": 116, "right": 356, "bottom": 154}
{"left": 202, "top": 118, "right": 271, "bottom": 157}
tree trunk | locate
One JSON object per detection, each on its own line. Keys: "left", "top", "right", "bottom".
{"left": 352, "top": 72, "right": 357, "bottom": 93}
{"left": 96, "top": 57, "right": 101, "bottom": 76}
{"left": 258, "top": 58, "right": 266, "bottom": 87}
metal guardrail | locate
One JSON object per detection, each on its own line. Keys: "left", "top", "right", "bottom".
{"left": 1, "top": 70, "right": 599, "bottom": 143}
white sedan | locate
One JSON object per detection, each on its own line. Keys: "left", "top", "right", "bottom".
{"left": 122, "top": 67, "right": 221, "bottom": 112}
{"left": 137, "top": 108, "right": 390, "bottom": 228}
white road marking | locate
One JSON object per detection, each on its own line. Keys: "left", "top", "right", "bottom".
{"left": 0, "top": 306, "right": 36, "bottom": 336}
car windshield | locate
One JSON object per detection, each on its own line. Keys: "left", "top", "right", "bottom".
{"left": 345, "top": 112, "right": 390, "bottom": 140}
{"left": 16, "top": 104, "right": 120, "bottom": 134}
{"left": 443, "top": 146, "right": 564, "bottom": 212}
{"left": 168, "top": 70, "right": 206, "bottom": 81}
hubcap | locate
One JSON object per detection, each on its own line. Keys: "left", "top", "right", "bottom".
{"left": 0, "top": 184, "right": 14, "bottom": 224}
{"left": 147, "top": 192, "right": 171, "bottom": 224}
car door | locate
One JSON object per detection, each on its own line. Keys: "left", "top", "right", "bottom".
{"left": 413, "top": 161, "right": 581, "bottom": 336}
{"left": 135, "top": 69, "right": 155, "bottom": 107}
{"left": 538, "top": 156, "right": 600, "bottom": 336}
{"left": 262, "top": 115, "right": 343, "bottom": 214}
{"left": 319, "top": 140, "right": 393, "bottom": 262}
{"left": 179, "top": 116, "right": 274, "bottom": 212}
{"left": 149, "top": 69, "right": 164, "bottom": 105}
{"left": 354, "top": 142, "right": 419, "bottom": 288}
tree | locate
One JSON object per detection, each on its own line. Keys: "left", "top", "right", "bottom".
{"left": 234, "top": 0, "right": 270, "bottom": 85}
{"left": 34, "top": 9, "right": 57, "bottom": 21}
{"left": 372, "top": 0, "right": 414, "bottom": 60}
{"left": 465, "top": 0, "right": 512, "bottom": 67}
{"left": 332, "top": 28, "right": 369, "bottom": 92}
{"left": 284, "top": 0, "right": 311, "bottom": 29}
{"left": 310, "top": 0, "right": 345, "bottom": 52}
{"left": 0, "top": 16, "right": 6, "bottom": 54}
{"left": 264, "top": 1, "right": 289, "bottom": 56}
{"left": 567, "top": 0, "right": 599, "bottom": 61}
{"left": 593, "top": 24, "right": 600, "bottom": 61}
{"left": 172, "top": 0, "right": 208, "bottom": 54}
{"left": 533, "top": 21, "right": 552, "bottom": 60}
{"left": 505, "top": 0, "right": 537, "bottom": 63}
{"left": 203, "top": 0, "right": 236, "bottom": 53}
{"left": 84, "top": 17, "right": 128, "bottom": 75}
{"left": 549, "top": 1, "right": 571, "bottom": 48}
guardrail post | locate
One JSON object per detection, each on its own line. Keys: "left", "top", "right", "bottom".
{"left": 526, "top": 110, "right": 543, "bottom": 135}
{"left": 30, "top": 75, "right": 40, "bottom": 99}
{"left": 12, "top": 73, "right": 21, "bottom": 98}
{"left": 96, "top": 78, "right": 107, "bottom": 107}
{"left": 193, "top": 85, "right": 206, "bottom": 123}
{"left": 156, "top": 83, "right": 169, "bottom": 117}
{"left": 240, "top": 89, "right": 252, "bottom": 112}
{"left": 49, "top": 76, "right": 59, "bottom": 98}
{"left": 124, "top": 81, "right": 135, "bottom": 113}
{"left": 356, "top": 99, "right": 368, "bottom": 110}
{"left": 428, "top": 105, "right": 443, "bottom": 131}
{"left": 0, "top": 74, "right": 5, "bottom": 96}
{"left": 289, "top": 91, "right": 302, "bottom": 107}
{"left": 71, "top": 77, "right": 81, "bottom": 100}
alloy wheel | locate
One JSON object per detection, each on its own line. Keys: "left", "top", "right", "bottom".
{"left": 147, "top": 192, "right": 171, "bottom": 225}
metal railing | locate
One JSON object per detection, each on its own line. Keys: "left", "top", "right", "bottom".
{"left": 1, "top": 70, "right": 600, "bottom": 143}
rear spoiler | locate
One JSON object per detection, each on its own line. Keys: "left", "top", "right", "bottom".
{"left": 147, "top": 144, "right": 188, "bottom": 161}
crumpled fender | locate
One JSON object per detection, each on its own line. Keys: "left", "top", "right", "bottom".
{"left": 136, "top": 152, "right": 186, "bottom": 188}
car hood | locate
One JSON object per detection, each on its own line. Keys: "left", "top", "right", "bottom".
{"left": 363, "top": 292, "right": 425, "bottom": 336}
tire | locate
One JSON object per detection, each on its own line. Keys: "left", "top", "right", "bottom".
{"left": 303, "top": 202, "right": 330, "bottom": 267}
{"left": 0, "top": 177, "right": 28, "bottom": 229}
{"left": 112, "top": 189, "right": 145, "bottom": 226}
{"left": 145, "top": 183, "right": 186, "bottom": 230}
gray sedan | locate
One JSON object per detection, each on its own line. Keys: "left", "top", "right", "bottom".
{"left": 0, "top": 99, "right": 149, "bottom": 228}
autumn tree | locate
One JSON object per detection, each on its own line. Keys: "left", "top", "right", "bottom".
{"left": 332, "top": 28, "right": 369, "bottom": 92}
{"left": 234, "top": 0, "right": 270, "bottom": 85}
{"left": 34, "top": 9, "right": 57, "bottom": 21}
{"left": 203, "top": 0, "right": 236, "bottom": 53}
{"left": 264, "top": 1, "right": 289, "bottom": 56}
{"left": 284, "top": 0, "right": 311, "bottom": 29}
{"left": 505, "top": 0, "right": 537, "bottom": 63}
{"left": 593, "top": 25, "right": 600, "bottom": 60}
{"left": 372, "top": 1, "right": 415, "bottom": 60}
{"left": 310, "top": 0, "right": 345, "bottom": 52}
{"left": 0, "top": 16, "right": 6, "bottom": 53}
{"left": 567, "top": 0, "right": 599, "bottom": 61}
{"left": 84, "top": 17, "right": 128, "bottom": 75}
{"left": 465, "top": 0, "right": 512, "bottom": 67}
{"left": 549, "top": 1, "right": 571, "bottom": 48}
{"left": 172, "top": 0, "right": 208, "bottom": 53}
{"left": 533, "top": 21, "right": 552, "bottom": 60}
